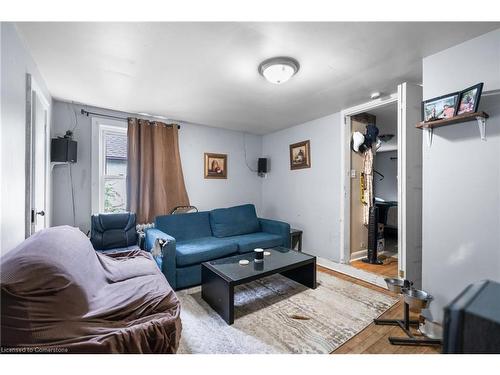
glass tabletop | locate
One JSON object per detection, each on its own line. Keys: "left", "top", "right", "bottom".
{"left": 203, "top": 247, "right": 315, "bottom": 283}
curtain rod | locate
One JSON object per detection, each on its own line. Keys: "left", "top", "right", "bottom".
{"left": 80, "top": 109, "right": 181, "bottom": 129}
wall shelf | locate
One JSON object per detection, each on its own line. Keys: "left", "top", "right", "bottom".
{"left": 416, "top": 111, "right": 489, "bottom": 146}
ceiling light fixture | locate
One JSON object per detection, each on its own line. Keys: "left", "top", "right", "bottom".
{"left": 258, "top": 57, "right": 300, "bottom": 85}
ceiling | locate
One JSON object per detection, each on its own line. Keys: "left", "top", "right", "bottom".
{"left": 368, "top": 102, "right": 398, "bottom": 152}
{"left": 368, "top": 103, "right": 397, "bottom": 135}
{"left": 16, "top": 22, "right": 499, "bottom": 135}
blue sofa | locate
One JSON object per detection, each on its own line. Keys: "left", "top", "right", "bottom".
{"left": 145, "top": 204, "right": 290, "bottom": 290}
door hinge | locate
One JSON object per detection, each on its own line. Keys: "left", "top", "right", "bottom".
{"left": 31, "top": 209, "right": 35, "bottom": 223}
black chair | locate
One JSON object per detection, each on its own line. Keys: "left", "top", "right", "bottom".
{"left": 90, "top": 212, "right": 141, "bottom": 253}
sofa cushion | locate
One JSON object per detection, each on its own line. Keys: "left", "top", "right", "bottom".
{"left": 176, "top": 237, "right": 238, "bottom": 267}
{"left": 209, "top": 204, "right": 260, "bottom": 238}
{"left": 226, "top": 232, "right": 284, "bottom": 254}
{"left": 155, "top": 212, "right": 212, "bottom": 242}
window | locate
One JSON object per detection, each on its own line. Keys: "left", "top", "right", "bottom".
{"left": 91, "top": 118, "right": 128, "bottom": 214}
{"left": 103, "top": 130, "right": 127, "bottom": 212}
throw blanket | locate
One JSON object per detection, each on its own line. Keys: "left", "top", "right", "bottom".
{"left": 1, "top": 226, "right": 181, "bottom": 353}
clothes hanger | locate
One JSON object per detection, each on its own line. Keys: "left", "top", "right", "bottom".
{"left": 374, "top": 169, "right": 385, "bottom": 181}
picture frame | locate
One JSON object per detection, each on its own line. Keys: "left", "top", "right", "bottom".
{"left": 289, "top": 140, "right": 311, "bottom": 170}
{"left": 456, "top": 83, "right": 483, "bottom": 115}
{"left": 204, "top": 153, "right": 227, "bottom": 179}
{"left": 421, "top": 92, "right": 460, "bottom": 122}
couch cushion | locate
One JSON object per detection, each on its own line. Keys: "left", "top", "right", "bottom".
{"left": 209, "top": 204, "right": 260, "bottom": 238}
{"left": 226, "top": 232, "right": 284, "bottom": 253}
{"left": 155, "top": 212, "right": 212, "bottom": 241}
{"left": 176, "top": 237, "right": 238, "bottom": 267}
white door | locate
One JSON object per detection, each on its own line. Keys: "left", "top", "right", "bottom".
{"left": 31, "top": 92, "right": 48, "bottom": 232}
{"left": 397, "top": 82, "right": 423, "bottom": 287}
{"left": 26, "top": 74, "right": 50, "bottom": 236}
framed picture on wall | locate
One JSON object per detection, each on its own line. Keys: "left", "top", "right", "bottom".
{"left": 456, "top": 82, "right": 483, "bottom": 115}
{"left": 204, "top": 153, "right": 227, "bottom": 179}
{"left": 289, "top": 140, "right": 311, "bottom": 170}
{"left": 421, "top": 92, "right": 460, "bottom": 122}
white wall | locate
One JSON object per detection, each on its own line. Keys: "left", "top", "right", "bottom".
{"left": 422, "top": 28, "right": 500, "bottom": 322}
{"left": 0, "top": 23, "right": 3, "bottom": 255}
{"left": 0, "top": 23, "right": 51, "bottom": 254}
{"left": 180, "top": 121, "right": 262, "bottom": 214}
{"left": 51, "top": 100, "right": 263, "bottom": 233}
{"left": 374, "top": 150, "right": 398, "bottom": 202}
{"left": 261, "top": 113, "right": 342, "bottom": 261}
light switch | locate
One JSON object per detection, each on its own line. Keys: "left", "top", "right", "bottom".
{"left": 350, "top": 169, "right": 356, "bottom": 178}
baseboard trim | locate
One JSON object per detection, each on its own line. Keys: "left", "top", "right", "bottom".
{"left": 317, "top": 257, "right": 388, "bottom": 289}
{"left": 349, "top": 249, "right": 398, "bottom": 262}
{"left": 349, "top": 249, "right": 368, "bottom": 261}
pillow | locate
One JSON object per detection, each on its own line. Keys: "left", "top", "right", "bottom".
{"left": 209, "top": 204, "right": 260, "bottom": 238}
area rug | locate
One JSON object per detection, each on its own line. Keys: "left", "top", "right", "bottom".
{"left": 176, "top": 271, "right": 397, "bottom": 354}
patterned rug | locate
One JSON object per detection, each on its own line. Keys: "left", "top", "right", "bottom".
{"left": 176, "top": 271, "right": 397, "bottom": 354}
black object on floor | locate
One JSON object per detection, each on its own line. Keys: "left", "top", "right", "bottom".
{"left": 362, "top": 206, "right": 383, "bottom": 265}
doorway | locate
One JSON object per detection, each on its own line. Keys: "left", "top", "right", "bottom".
{"left": 339, "top": 82, "right": 423, "bottom": 288}
{"left": 349, "top": 103, "right": 399, "bottom": 278}
{"left": 25, "top": 74, "right": 50, "bottom": 237}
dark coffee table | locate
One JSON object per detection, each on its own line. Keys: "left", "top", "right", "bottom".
{"left": 201, "top": 247, "right": 316, "bottom": 324}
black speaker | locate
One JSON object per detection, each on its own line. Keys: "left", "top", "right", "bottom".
{"left": 258, "top": 158, "right": 268, "bottom": 174}
{"left": 51, "top": 138, "right": 77, "bottom": 163}
{"left": 362, "top": 206, "right": 383, "bottom": 265}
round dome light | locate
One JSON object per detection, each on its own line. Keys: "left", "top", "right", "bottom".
{"left": 258, "top": 57, "right": 300, "bottom": 85}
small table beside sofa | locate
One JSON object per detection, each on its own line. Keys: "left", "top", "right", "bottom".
{"left": 145, "top": 204, "right": 290, "bottom": 290}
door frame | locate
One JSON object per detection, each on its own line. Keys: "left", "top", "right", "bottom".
{"left": 339, "top": 92, "right": 398, "bottom": 267}
{"left": 25, "top": 73, "right": 51, "bottom": 237}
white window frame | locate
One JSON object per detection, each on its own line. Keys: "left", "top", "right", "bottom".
{"left": 91, "top": 117, "right": 128, "bottom": 214}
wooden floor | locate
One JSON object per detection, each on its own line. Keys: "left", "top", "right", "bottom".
{"left": 317, "top": 266, "right": 441, "bottom": 354}
{"left": 350, "top": 254, "right": 399, "bottom": 278}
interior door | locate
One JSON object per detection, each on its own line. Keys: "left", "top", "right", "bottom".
{"left": 31, "top": 92, "right": 48, "bottom": 233}
{"left": 26, "top": 73, "right": 49, "bottom": 237}
{"left": 397, "top": 82, "right": 423, "bottom": 287}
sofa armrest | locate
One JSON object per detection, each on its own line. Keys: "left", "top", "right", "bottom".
{"left": 145, "top": 228, "right": 177, "bottom": 289}
{"left": 258, "top": 218, "right": 291, "bottom": 248}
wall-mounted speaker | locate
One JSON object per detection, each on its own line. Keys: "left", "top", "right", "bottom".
{"left": 258, "top": 158, "right": 268, "bottom": 174}
{"left": 51, "top": 138, "right": 77, "bottom": 163}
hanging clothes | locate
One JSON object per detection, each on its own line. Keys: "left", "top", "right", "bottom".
{"left": 362, "top": 148, "right": 374, "bottom": 225}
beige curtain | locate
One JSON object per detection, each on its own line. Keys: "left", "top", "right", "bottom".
{"left": 127, "top": 118, "right": 189, "bottom": 223}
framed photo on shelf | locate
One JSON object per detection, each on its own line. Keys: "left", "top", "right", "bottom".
{"left": 289, "top": 140, "right": 311, "bottom": 170}
{"left": 204, "top": 153, "right": 227, "bottom": 179}
{"left": 456, "top": 83, "right": 483, "bottom": 115}
{"left": 421, "top": 92, "right": 460, "bottom": 122}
